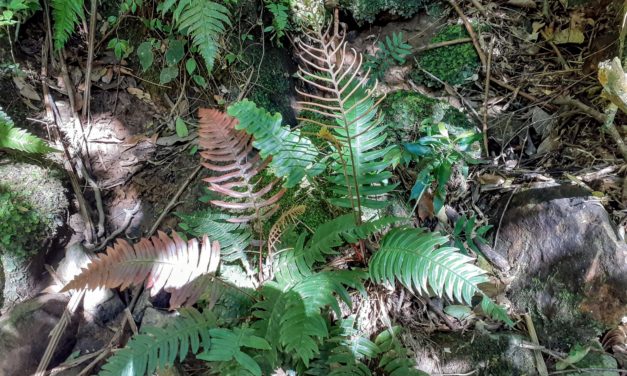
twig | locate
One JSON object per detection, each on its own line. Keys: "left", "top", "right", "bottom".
{"left": 414, "top": 38, "right": 473, "bottom": 52}
{"left": 448, "top": 0, "right": 487, "bottom": 69}
{"left": 525, "top": 313, "right": 549, "bottom": 376}
{"left": 77, "top": 158, "right": 105, "bottom": 238}
{"left": 602, "top": 104, "right": 627, "bottom": 162}
{"left": 147, "top": 165, "right": 202, "bottom": 236}
{"left": 552, "top": 96, "right": 606, "bottom": 123}
{"left": 82, "top": 0, "right": 98, "bottom": 119}
{"left": 470, "top": 0, "right": 488, "bottom": 17}
{"left": 493, "top": 187, "right": 518, "bottom": 250}
{"left": 482, "top": 38, "right": 495, "bottom": 157}
{"left": 93, "top": 201, "right": 141, "bottom": 251}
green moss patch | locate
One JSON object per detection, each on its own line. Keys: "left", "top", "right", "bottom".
{"left": 412, "top": 24, "right": 480, "bottom": 87}
{"left": 341, "top": 0, "right": 424, "bottom": 23}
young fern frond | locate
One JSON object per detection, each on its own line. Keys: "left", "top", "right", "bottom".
{"left": 62, "top": 231, "right": 220, "bottom": 310}
{"left": 0, "top": 108, "right": 56, "bottom": 154}
{"left": 370, "top": 228, "right": 512, "bottom": 325}
{"left": 228, "top": 100, "right": 322, "bottom": 188}
{"left": 51, "top": 0, "right": 84, "bottom": 51}
{"left": 267, "top": 204, "right": 306, "bottom": 257}
{"left": 198, "top": 108, "right": 285, "bottom": 223}
{"left": 161, "top": 0, "right": 231, "bottom": 73}
{"left": 295, "top": 25, "right": 397, "bottom": 217}
{"left": 99, "top": 308, "right": 216, "bottom": 376}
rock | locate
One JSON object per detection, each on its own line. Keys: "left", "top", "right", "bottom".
{"left": 0, "top": 159, "right": 69, "bottom": 311}
{"left": 141, "top": 306, "right": 179, "bottom": 328}
{"left": 414, "top": 332, "right": 536, "bottom": 375}
{"left": 494, "top": 185, "right": 627, "bottom": 349}
{"left": 0, "top": 294, "right": 78, "bottom": 375}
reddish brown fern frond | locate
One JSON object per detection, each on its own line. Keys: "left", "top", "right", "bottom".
{"left": 267, "top": 205, "right": 306, "bottom": 257}
{"left": 198, "top": 108, "right": 285, "bottom": 223}
{"left": 62, "top": 231, "right": 220, "bottom": 310}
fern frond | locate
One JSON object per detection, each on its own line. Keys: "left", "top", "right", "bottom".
{"left": 253, "top": 270, "right": 366, "bottom": 367}
{"left": 0, "top": 108, "right": 56, "bottom": 153}
{"left": 274, "top": 214, "right": 403, "bottom": 282}
{"left": 198, "top": 108, "right": 285, "bottom": 223}
{"left": 268, "top": 204, "right": 306, "bottom": 256}
{"left": 295, "top": 26, "right": 397, "bottom": 215}
{"left": 177, "top": 209, "right": 252, "bottom": 263}
{"left": 99, "top": 308, "right": 216, "bottom": 376}
{"left": 228, "top": 100, "right": 323, "bottom": 188}
{"left": 370, "top": 228, "right": 512, "bottom": 325}
{"left": 374, "top": 326, "right": 427, "bottom": 376}
{"left": 167, "top": 0, "right": 231, "bottom": 72}
{"left": 51, "top": 0, "right": 84, "bottom": 51}
{"left": 62, "top": 231, "right": 220, "bottom": 309}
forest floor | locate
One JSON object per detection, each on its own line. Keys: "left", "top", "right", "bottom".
{"left": 0, "top": 0, "right": 626, "bottom": 375}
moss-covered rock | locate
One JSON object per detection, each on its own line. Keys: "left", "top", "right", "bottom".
{"left": 412, "top": 24, "right": 480, "bottom": 87}
{"left": 340, "top": 0, "right": 424, "bottom": 24}
{"left": 0, "top": 158, "right": 68, "bottom": 309}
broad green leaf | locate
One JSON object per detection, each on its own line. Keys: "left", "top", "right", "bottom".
{"left": 165, "top": 39, "right": 185, "bottom": 65}
{"left": 185, "top": 58, "right": 197, "bottom": 75}
{"left": 175, "top": 117, "right": 189, "bottom": 138}
{"left": 136, "top": 41, "right": 154, "bottom": 72}
{"left": 160, "top": 66, "right": 178, "bottom": 84}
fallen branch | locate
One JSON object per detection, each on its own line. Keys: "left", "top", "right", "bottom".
{"left": 414, "top": 38, "right": 473, "bottom": 52}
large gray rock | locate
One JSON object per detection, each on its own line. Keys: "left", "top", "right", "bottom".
{"left": 494, "top": 185, "right": 627, "bottom": 349}
{"left": 0, "top": 294, "right": 78, "bottom": 375}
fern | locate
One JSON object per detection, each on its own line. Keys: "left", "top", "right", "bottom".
{"left": 374, "top": 326, "right": 427, "bottom": 376}
{"left": 265, "top": 1, "right": 289, "bottom": 42}
{"left": 51, "top": 0, "right": 84, "bottom": 51}
{"left": 253, "top": 270, "right": 366, "bottom": 367}
{"left": 0, "top": 108, "right": 56, "bottom": 154}
{"left": 99, "top": 308, "right": 216, "bottom": 376}
{"left": 370, "top": 228, "right": 512, "bottom": 325}
{"left": 296, "top": 27, "right": 397, "bottom": 215}
{"left": 364, "top": 32, "right": 412, "bottom": 81}
{"left": 267, "top": 204, "right": 306, "bottom": 257}
{"left": 162, "top": 0, "right": 231, "bottom": 73}
{"left": 228, "top": 100, "right": 323, "bottom": 188}
{"left": 177, "top": 209, "right": 252, "bottom": 263}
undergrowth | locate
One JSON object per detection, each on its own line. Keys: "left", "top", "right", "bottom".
{"left": 0, "top": 185, "right": 47, "bottom": 258}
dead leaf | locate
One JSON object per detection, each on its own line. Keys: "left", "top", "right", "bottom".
{"left": 417, "top": 191, "right": 434, "bottom": 221}
{"left": 101, "top": 68, "right": 114, "bottom": 84}
{"left": 13, "top": 76, "right": 41, "bottom": 101}
{"left": 478, "top": 173, "right": 505, "bottom": 185}
{"left": 91, "top": 67, "right": 107, "bottom": 82}
{"left": 127, "top": 87, "right": 152, "bottom": 102}
{"left": 554, "top": 27, "right": 584, "bottom": 44}
{"left": 598, "top": 57, "right": 627, "bottom": 113}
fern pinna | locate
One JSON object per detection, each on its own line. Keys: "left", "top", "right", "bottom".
{"left": 0, "top": 107, "right": 56, "bottom": 154}
{"left": 62, "top": 231, "right": 220, "bottom": 309}
{"left": 295, "top": 25, "right": 397, "bottom": 217}
{"left": 198, "top": 108, "right": 285, "bottom": 223}
{"left": 160, "top": 0, "right": 231, "bottom": 73}
{"left": 51, "top": 0, "right": 84, "bottom": 51}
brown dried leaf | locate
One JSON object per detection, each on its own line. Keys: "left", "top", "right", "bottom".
{"left": 61, "top": 231, "right": 220, "bottom": 310}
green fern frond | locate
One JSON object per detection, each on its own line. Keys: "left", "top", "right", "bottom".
{"left": 99, "top": 308, "right": 216, "bottom": 376}
{"left": 326, "top": 81, "right": 398, "bottom": 210}
{"left": 228, "top": 100, "right": 322, "bottom": 188}
{"left": 0, "top": 108, "right": 56, "bottom": 153}
{"left": 253, "top": 270, "right": 366, "bottom": 367}
{"left": 176, "top": 209, "right": 251, "bottom": 263}
{"left": 273, "top": 214, "right": 403, "bottom": 284}
{"left": 51, "top": 0, "right": 84, "bottom": 51}
{"left": 196, "top": 327, "right": 271, "bottom": 376}
{"left": 370, "top": 228, "right": 512, "bottom": 325}
{"left": 166, "top": 0, "right": 231, "bottom": 73}
{"left": 374, "top": 326, "right": 427, "bottom": 376}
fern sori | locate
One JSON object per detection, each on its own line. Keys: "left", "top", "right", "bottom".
{"left": 369, "top": 227, "right": 512, "bottom": 325}
{"left": 51, "top": 0, "right": 85, "bottom": 51}
{"left": 0, "top": 108, "right": 56, "bottom": 154}
{"left": 228, "top": 100, "right": 323, "bottom": 188}
{"left": 162, "top": 0, "right": 231, "bottom": 73}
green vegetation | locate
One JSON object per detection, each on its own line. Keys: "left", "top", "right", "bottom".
{"left": 0, "top": 186, "right": 47, "bottom": 258}
{"left": 365, "top": 32, "right": 412, "bottom": 82}
{"left": 412, "top": 24, "right": 480, "bottom": 87}
{"left": 0, "top": 107, "right": 56, "bottom": 154}
{"left": 341, "top": 0, "right": 424, "bottom": 23}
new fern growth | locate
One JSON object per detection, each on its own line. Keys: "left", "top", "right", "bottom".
{"left": 365, "top": 32, "right": 412, "bottom": 82}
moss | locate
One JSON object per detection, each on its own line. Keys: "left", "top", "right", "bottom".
{"left": 0, "top": 160, "right": 68, "bottom": 259}
{"left": 412, "top": 24, "right": 480, "bottom": 87}
{"left": 514, "top": 277, "right": 605, "bottom": 351}
{"left": 341, "top": 0, "right": 424, "bottom": 23}
{"left": 244, "top": 47, "right": 295, "bottom": 124}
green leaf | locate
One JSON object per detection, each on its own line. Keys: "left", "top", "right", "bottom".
{"left": 51, "top": 0, "right": 84, "bottom": 51}
{"left": 443, "top": 305, "right": 473, "bottom": 320}
{"left": 193, "top": 74, "right": 207, "bottom": 87}
{"left": 555, "top": 344, "right": 591, "bottom": 370}
{"left": 185, "top": 58, "right": 197, "bottom": 75}
{"left": 136, "top": 41, "right": 154, "bottom": 72}
{"left": 160, "top": 66, "right": 178, "bottom": 84}
{"left": 166, "top": 39, "right": 185, "bottom": 65}
{"left": 0, "top": 107, "right": 57, "bottom": 154}
{"left": 175, "top": 117, "right": 189, "bottom": 138}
